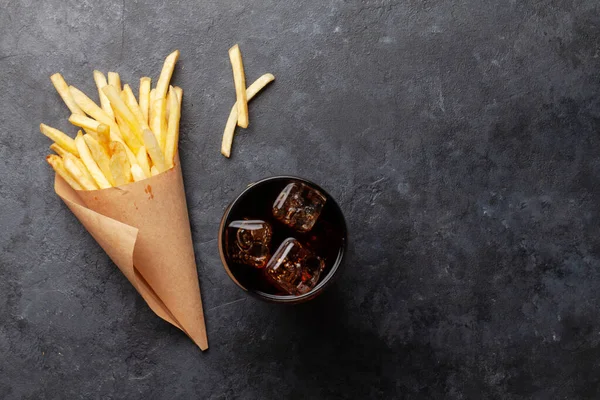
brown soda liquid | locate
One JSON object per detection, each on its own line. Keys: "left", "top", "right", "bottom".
{"left": 224, "top": 178, "right": 346, "bottom": 295}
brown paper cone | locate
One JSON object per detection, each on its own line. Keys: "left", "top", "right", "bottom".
{"left": 54, "top": 159, "right": 208, "bottom": 350}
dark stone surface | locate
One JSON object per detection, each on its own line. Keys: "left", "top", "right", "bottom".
{"left": 1, "top": 0, "right": 599, "bottom": 398}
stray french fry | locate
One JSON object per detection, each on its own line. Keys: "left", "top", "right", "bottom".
{"left": 130, "top": 164, "right": 146, "bottom": 182}
{"left": 221, "top": 73, "right": 275, "bottom": 157}
{"left": 69, "top": 86, "right": 123, "bottom": 140}
{"left": 150, "top": 166, "right": 160, "bottom": 176}
{"left": 109, "top": 141, "right": 132, "bottom": 186}
{"left": 165, "top": 87, "right": 181, "bottom": 168}
{"left": 107, "top": 72, "right": 121, "bottom": 94}
{"left": 102, "top": 85, "right": 144, "bottom": 142}
{"left": 228, "top": 44, "right": 249, "bottom": 128}
{"left": 142, "top": 128, "right": 167, "bottom": 172}
{"left": 50, "top": 73, "right": 85, "bottom": 115}
{"left": 50, "top": 143, "right": 69, "bottom": 158}
{"left": 150, "top": 97, "right": 167, "bottom": 147}
{"left": 75, "top": 134, "right": 111, "bottom": 189}
{"left": 122, "top": 84, "right": 150, "bottom": 130}
{"left": 69, "top": 114, "right": 101, "bottom": 132}
{"left": 93, "top": 71, "right": 115, "bottom": 120}
{"left": 155, "top": 50, "right": 180, "bottom": 100}
{"left": 64, "top": 156, "right": 98, "bottom": 190}
{"left": 136, "top": 147, "right": 151, "bottom": 178}
{"left": 46, "top": 155, "right": 83, "bottom": 191}
{"left": 139, "top": 77, "right": 151, "bottom": 124}
{"left": 40, "top": 123, "right": 79, "bottom": 156}
{"left": 84, "top": 134, "right": 114, "bottom": 186}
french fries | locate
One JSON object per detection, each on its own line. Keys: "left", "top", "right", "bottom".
{"left": 50, "top": 73, "right": 84, "bottom": 116}
{"left": 40, "top": 124, "right": 79, "bottom": 156}
{"left": 108, "top": 72, "right": 121, "bottom": 94}
{"left": 156, "top": 50, "right": 180, "bottom": 100}
{"left": 139, "top": 77, "right": 152, "bottom": 125}
{"left": 93, "top": 71, "right": 115, "bottom": 120}
{"left": 42, "top": 50, "right": 185, "bottom": 191}
{"left": 221, "top": 73, "right": 275, "bottom": 158}
{"left": 109, "top": 141, "right": 132, "bottom": 186}
{"left": 46, "top": 155, "right": 83, "bottom": 190}
{"left": 228, "top": 44, "right": 249, "bottom": 128}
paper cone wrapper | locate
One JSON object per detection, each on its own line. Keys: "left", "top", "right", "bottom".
{"left": 54, "top": 158, "right": 208, "bottom": 350}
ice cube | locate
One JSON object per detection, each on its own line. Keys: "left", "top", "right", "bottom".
{"left": 272, "top": 182, "right": 326, "bottom": 232}
{"left": 264, "top": 238, "right": 325, "bottom": 295}
{"left": 226, "top": 220, "right": 272, "bottom": 268}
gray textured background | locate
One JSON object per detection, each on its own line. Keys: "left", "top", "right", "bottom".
{"left": 1, "top": 0, "right": 600, "bottom": 398}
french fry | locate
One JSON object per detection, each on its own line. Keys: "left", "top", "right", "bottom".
{"left": 150, "top": 166, "right": 160, "bottom": 176}
{"left": 228, "top": 44, "right": 249, "bottom": 128}
{"left": 102, "top": 85, "right": 144, "bottom": 143}
{"left": 122, "top": 84, "right": 150, "bottom": 131}
{"left": 69, "top": 86, "right": 123, "bottom": 141}
{"left": 115, "top": 113, "right": 143, "bottom": 153}
{"left": 75, "top": 134, "right": 111, "bottom": 189}
{"left": 50, "top": 73, "right": 85, "bottom": 115}
{"left": 142, "top": 128, "right": 167, "bottom": 172}
{"left": 93, "top": 71, "right": 115, "bottom": 120}
{"left": 39, "top": 123, "right": 79, "bottom": 156}
{"left": 64, "top": 156, "right": 98, "bottom": 190}
{"left": 174, "top": 86, "right": 183, "bottom": 108}
{"left": 84, "top": 134, "right": 114, "bottom": 186}
{"left": 165, "top": 87, "right": 181, "bottom": 168}
{"left": 46, "top": 155, "right": 83, "bottom": 191}
{"left": 68, "top": 114, "right": 101, "bottom": 132}
{"left": 155, "top": 50, "right": 180, "bottom": 100}
{"left": 95, "top": 124, "right": 111, "bottom": 153}
{"left": 221, "top": 73, "right": 275, "bottom": 157}
{"left": 50, "top": 143, "right": 69, "bottom": 158}
{"left": 130, "top": 164, "right": 146, "bottom": 182}
{"left": 109, "top": 141, "right": 132, "bottom": 186}
{"left": 150, "top": 97, "right": 167, "bottom": 147}
{"left": 136, "top": 147, "right": 151, "bottom": 178}
{"left": 139, "top": 77, "right": 151, "bottom": 124}
{"left": 107, "top": 72, "right": 121, "bottom": 94}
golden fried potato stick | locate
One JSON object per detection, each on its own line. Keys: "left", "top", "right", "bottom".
{"left": 142, "top": 128, "right": 167, "bottom": 172}
{"left": 46, "top": 155, "right": 83, "bottom": 191}
{"left": 40, "top": 123, "right": 79, "bottom": 156}
{"left": 109, "top": 142, "right": 132, "bottom": 186}
{"left": 64, "top": 156, "right": 98, "bottom": 190}
{"left": 150, "top": 97, "right": 167, "bottom": 148}
{"left": 69, "top": 86, "right": 123, "bottom": 141}
{"left": 221, "top": 73, "right": 275, "bottom": 158}
{"left": 93, "top": 71, "right": 115, "bottom": 120}
{"left": 155, "top": 50, "right": 180, "bottom": 100}
{"left": 114, "top": 113, "right": 143, "bottom": 153}
{"left": 165, "top": 87, "right": 181, "bottom": 168}
{"left": 84, "top": 134, "right": 114, "bottom": 186}
{"left": 130, "top": 164, "right": 146, "bottom": 182}
{"left": 149, "top": 88, "right": 156, "bottom": 122}
{"left": 95, "top": 124, "right": 111, "bottom": 154}
{"left": 228, "top": 44, "right": 249, "bottom": 128}
{"left": 150, "top": 166, "right": 160, "bottom": 176}
{"left": 75, "top": 134, "right": 111, "bottom": 189}
{"left": 68, "top": 114, "right": 101, "bottom": 132}
{"left": 50, "top": 143, "right": 69, "bottom": 158}
{"left": 139, "top": 77, "right": 152, "bottom": 125}
{"left": 174, "top": 86, "right": 183, "bottom": 108}
{"left": 136, "top": 147, "right": 151, "bottom": 178}
{"left": 50, "top": 73, "right": 84, "bottom": 115}
{"left": 102, "top": 85, "right": 144, "bottom": 143}
{"left": 107, "top": 72, "right": 121, "bottom": 94}
{"left": 122, "top": 84, "right": 150, "bottom": 131}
